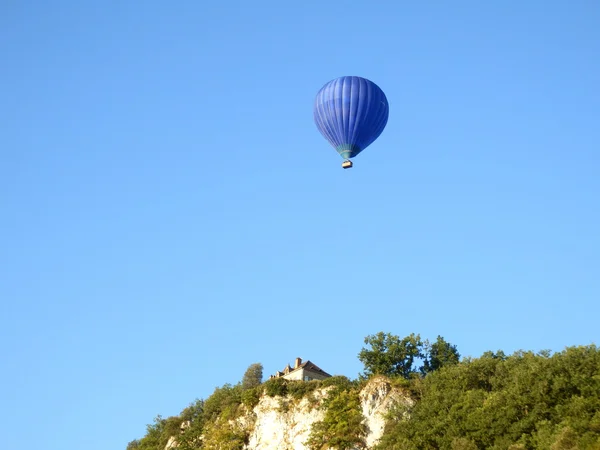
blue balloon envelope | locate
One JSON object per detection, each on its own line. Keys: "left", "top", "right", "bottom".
{"left": 314, "top": 76, "right": 389, "bottom": 166}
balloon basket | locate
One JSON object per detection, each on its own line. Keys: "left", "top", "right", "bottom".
{"left": 342, "top": 160, "right": 353, "bottom": 169}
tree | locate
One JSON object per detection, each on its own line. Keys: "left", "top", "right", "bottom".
{"left": 421, "top": 335, "right": 460, "bottom": 375}
{"left": 375, "top": 345, "right": 600, "bottom": 450}
{"left": 180, "top": 398, "right": 205, "bottom": 423}
{"left": 201, "top": 418, "right": 248, "bottom": 450}
{"left": 203, "top": 384, "right": 242, "bottom": 421}
{"left": 306, "top": 388, "right": 367, "bottom": 450}
{"left": 177, "top": 399, "right": 205, "bottom": 450}
{"left": 241, "top": 362, "right": 263, "bottom": 390}
{"left": 135, "top": 415, "right": 165, "bottom": 450}
{"left": 126, "top": 440, "right": 140, "bottom": 450}
{"left": 358, "top": 332, "right": 423, "bottom": 379}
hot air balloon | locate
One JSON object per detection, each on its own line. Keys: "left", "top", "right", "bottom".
{"left": 313, "top": 76, "right": 389, "bottom": 169}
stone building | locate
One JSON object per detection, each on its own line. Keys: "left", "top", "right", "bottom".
{"left": 270, "top": 357, "right": 332, "bottom": 382}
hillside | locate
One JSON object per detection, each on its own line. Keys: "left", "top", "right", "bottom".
{"left": 126, "top": 333, "right": 600, "bottom": 450}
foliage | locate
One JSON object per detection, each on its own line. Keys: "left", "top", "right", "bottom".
{"left": 306, "top": 384, "right": 367, "bottom": 450}
{"left": 126, "top": 440, "right": 140, "bottom": 450}
{"left": 201, "top": 418, "right": 248, "bottom": 450}
{"left": 263, "top": 376, "right": 288, "bottom": 397}
{"left": 134, "top": 415, "right": 179, "bottom": 450}
{"left": 126, "top": 338, "right": 600, "bottom": 450}
{"left": 241, "top": 363, "right": 263, "bottom": 390}
{"left": 203, "top": 384, "right": 243, "bottom": 422}
{"left": 421, "top": 335, "right": 461, "bottom": 375}
{"left": 375, "top": 344, "right": 600, "bottom": 450}
{"left": 177, "top": 400, "right": 206, "bottom": 450}
{"left": 261, "top": 377, "right": 324, "bottom": 402}
{"left": 321, "top": 375, "right": 355, "bottom": 391}
{"left": 358, "top": 331, "right": 461, "bottom": 380}
{"left": 180, "top": 399, "right": 205, "bottom": 423}
{"left": 287, "top": 379, "right": 321, "bottom": 400}
{"left": 241, "top": 386, "right": 261, "bottom": 409}
{"left": 358, "top": 332, "right": 424, "bottom": 379}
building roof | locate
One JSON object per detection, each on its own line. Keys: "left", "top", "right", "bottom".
{"left": 282, "top": 360, "right": 332, "bottom": 378}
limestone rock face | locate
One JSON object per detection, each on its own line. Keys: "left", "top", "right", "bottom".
{"left": 164, "top": 377, "right": 411, "bottom": 450}
{"left": 245, "top": 388, "right": 329, "bottom": 450}
{"left": 360, "top": 376, "right": 413, "bottom": 449}
{"left": 244, "top": 377, "right": 411, "bottom": 450}
{"left": 164, "top": 436, "right": 177, "bottom": 450}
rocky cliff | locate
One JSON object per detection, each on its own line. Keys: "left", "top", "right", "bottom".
{"left": 166, "top": 376, "right": 412, "bottom": 450}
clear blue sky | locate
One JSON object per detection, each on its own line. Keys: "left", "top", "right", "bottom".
{"left": 1, "top": 1, "right": 599, "bottom": 449}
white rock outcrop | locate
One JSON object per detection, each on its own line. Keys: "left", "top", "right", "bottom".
{"left": 245, "top": 387, "right": 329, "bottom": 450}
{"left": 360, "top": 376, "right": 412, "bottom": 449}
{"left": 244, "top": 377, "right": 411, "bottom": 450}
{"left": 165, "top": 377, "right": 412, "bottom": 450}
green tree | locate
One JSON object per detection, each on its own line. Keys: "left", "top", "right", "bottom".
{"left": 179, "top": 398, "right": 205, "bottom": 423}
{"left": 177, "top": 399, "right": 205, "bottom": 450}
{"left": 202, "top": 418, "right": 248, "bottom": 450}
{"left": 126, "top": 440, "right": 140, "bottom": 450}
{"left": 421, "top": 335, "right": 460, "bottom": 375}
{"left": 136, "top": 415, "right": 166, "bottom": 450}
{"left": 306, "top": 388, "right": 367, "bottom": 450}
{"left": 358, "top": 332, "right": 423, "bottom": 379}
{"left": 376, "top": 345, "right": 600, "bottom": 450}
{"left": 203, "top": 384, "right": 243, "bottom": 421}
{"left": 201, "top": 418, "right": 249, "bottom": 450}
{"left": 241, "top": 362, "right": 263, "bottom": 390}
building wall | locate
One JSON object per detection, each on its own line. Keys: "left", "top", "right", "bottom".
{"left": 282, "top": 368, "right": 330, "bottom": 382}
{"left": 282, "top": 369, "right": 304, "bottom": 381}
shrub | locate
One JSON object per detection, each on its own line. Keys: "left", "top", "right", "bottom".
{"left": 306, "top": 387, "right": 367, "bottom": 450}
{"left": 263, "top": 377, "right": 288, "bottom": 397}
{"left": 203, "top": 384, "right": 243, "bottom": 421}
{"left": 241, "top": 387, "right": 261, "bottom": 409}
{"left": 241, "top": 363, "right": 263, "bottom": 390}
{"left": 287, "top": 379, "right": 321, "bottom": 400}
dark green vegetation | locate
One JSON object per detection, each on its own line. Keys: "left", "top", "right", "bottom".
{"left": 358, "top": 332, "right": 460, "bottom": 379}
{"left": 305, "top": 376, "right": 367, "bottom": 450}
{"left": 375, "top": 345, "right": 600, "bottom": 450}
{"left": 127, "top": 333, "right": 600, "bottom": 450}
